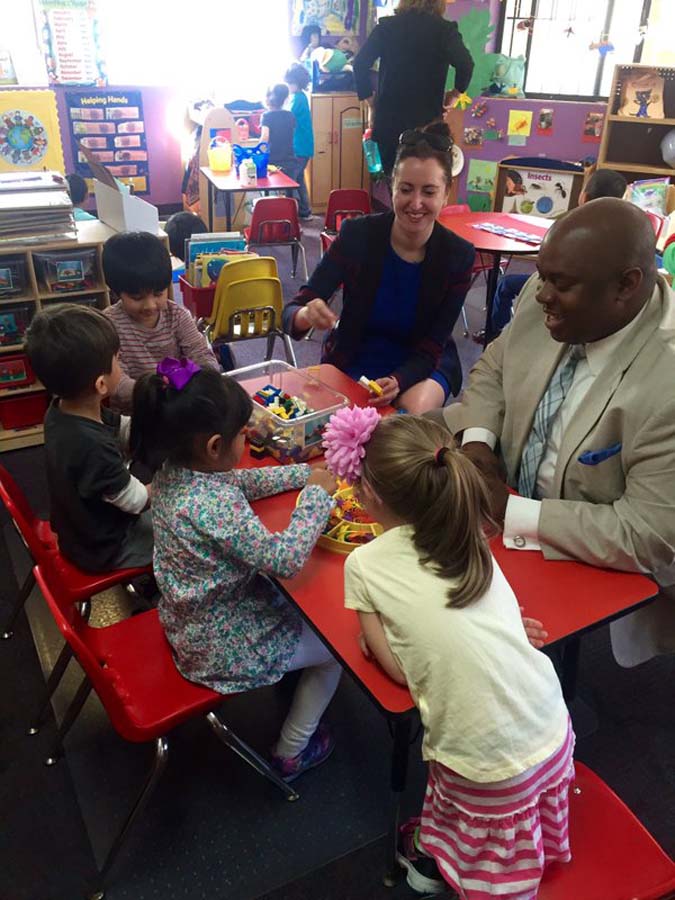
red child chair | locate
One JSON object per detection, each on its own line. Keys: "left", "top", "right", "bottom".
{"left": 320, "top": 189, "right": 371, "bottom": 255}
{"left": 34, "top": 562, "right": 298, "bottom": 896}
{"left": 440, "top": 203, "right": 511, "bottom": 337}
{"left": 538, "top": 762, "right": 675, "bottom": 900}
{"left": 0, "top": 463, "right": 152, "bottom": 733}
{"left": 244, "top": 197, "right": 308, "bottom": 280}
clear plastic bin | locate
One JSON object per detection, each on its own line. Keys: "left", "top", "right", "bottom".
{"left": 0, "top": 256, "right": 29, "bottom": 298}
{"left": 229, "top": 360, "right": 349, "bottom": 464}
{"left": 33, "top": 248, "right": 98, "bottom": 294}
{"left": 0, "top": 302, "right": 33, "bottom": 347}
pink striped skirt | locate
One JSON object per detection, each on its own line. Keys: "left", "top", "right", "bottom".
{"left": 418, "top": 718, "right": 575, "bottom": 900}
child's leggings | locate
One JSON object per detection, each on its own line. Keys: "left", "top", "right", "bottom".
{"left": 274, "top": 622, "right": 342, "bottom": 759}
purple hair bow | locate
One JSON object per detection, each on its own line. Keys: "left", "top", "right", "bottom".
{"left": 156, "top": 357, "right": 200, "bottom": 391}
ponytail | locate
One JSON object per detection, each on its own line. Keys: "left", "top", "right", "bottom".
{"left": 130, "top": 368, "right": 252, "bottom": 470}
{"left": 361, "top": 416, "right": 495, "bottom": 608}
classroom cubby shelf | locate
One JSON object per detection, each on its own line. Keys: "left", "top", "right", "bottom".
{"left": 598, "top": 64, "right": 675, "bottom": 183}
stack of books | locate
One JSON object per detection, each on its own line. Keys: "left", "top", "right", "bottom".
{"left": 0, "top": 171, "right": 76, "bottom": 244}
{"left": 185, "top": 232, "right": 251, "bottom": 286}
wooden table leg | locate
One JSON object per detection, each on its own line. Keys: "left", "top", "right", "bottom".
{"left": 383, "top": 713, "right": 412, "bottom": 887}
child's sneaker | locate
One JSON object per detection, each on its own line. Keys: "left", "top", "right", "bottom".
{"left": 270, "top": 723, "right": 335, "bottom": 782}
{"left": 397, "top": 818, "right": 448, "bottom": 895}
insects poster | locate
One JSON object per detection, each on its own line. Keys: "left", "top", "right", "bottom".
{"left": 499, "top": 167, "right": 574, "bottom": 218}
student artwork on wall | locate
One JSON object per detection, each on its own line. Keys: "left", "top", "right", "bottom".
{"left": 291, "top": 0, "right": 361, "bottom": 36}
{"left": 582, "top": 111, "right": 605, "bottom": 143}
{"left": 36, "top": 0, "right": 106, "bottom": 86}
{"left": 66, "top": 90, "right": 149, "bottom": 194}
{"left": 0, "top": 90, "right": 65, "bottom": 174}
{"left": 467, "top": 159, "right": 498, "bottom": 195}
{"left": 537, "top": 108, "right": 554, "bottom": 136}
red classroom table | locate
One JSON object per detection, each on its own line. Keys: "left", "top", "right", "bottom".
{"left": 200, "top": 167, "right": 299, "bottom": 232}
{"left": 437, "top": 211, "right": 553, "bottom": 345}
{"left": 243, "top": 365, "right": 657, "bottom": 884}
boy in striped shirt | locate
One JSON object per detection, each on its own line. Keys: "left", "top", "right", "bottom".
{"left": 102, "top": 232, "right": 219, "bottom": 413}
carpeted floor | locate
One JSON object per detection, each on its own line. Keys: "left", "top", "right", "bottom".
{"left": 1, "top": 219, "right": 672, "bottom": 900}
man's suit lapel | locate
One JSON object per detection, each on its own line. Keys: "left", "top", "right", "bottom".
{"left": 552, "top": 292, "right": 663, "bottom": 497}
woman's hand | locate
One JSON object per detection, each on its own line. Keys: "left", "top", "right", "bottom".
{"left": 295, "top": 299, "right": 338, "bottom": 333}
{"left": 368, "top": 376, "right": 399, "bottom": 407}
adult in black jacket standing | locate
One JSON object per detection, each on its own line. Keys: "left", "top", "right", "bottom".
{"left": 283, "top": 124, "right": 474, "bottom": 414}
{"left": 354, "top": 0, "right": 473, "bottom": 174}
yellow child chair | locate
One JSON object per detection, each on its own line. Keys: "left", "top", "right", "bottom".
{"left": 207, "top": 274, "right": 297, "bottom": 367}
{"left": 202, "top": 256, "right": 278, "bottom": 332}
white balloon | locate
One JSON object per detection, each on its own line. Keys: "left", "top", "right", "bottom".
{"left": 660, "top": 129, "right": 675, "bottom": 169}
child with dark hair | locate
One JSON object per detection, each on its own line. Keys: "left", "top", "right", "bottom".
{"left": 164, "top": 211, "right": 208, "bottom": 261}
{"left": 260, "top": 83, "right": 296, "bottom": 174}
{"left": 299, "top": 24, "right": 322, "bottom": 62}
{"left": 65, "top": 173, "right": 96, "bottom": 221}
{"left": 489, "top": 167, "right": 630, "bottom": 338}
{"left": 132, "top": 361, "right": 341, "bottom": 780}
{"left": 24, "top": 304, "right": 153, "bottom": 572}
{"left": 284, "top": 63, "right": 314, "bottom": 220}
{"left": 102, "top": 231, "right": 219, "bottom": 412}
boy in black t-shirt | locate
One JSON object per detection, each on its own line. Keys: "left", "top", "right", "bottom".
{"left": 260, "top": 83, "right": 295, "bottom": 173}
{"left": 25, "top": 304, "right": 153, "bottom": 573}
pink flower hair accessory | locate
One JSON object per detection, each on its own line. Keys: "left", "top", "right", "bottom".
{"left": 323, "top": 405, "right": 380, "bottom": 484}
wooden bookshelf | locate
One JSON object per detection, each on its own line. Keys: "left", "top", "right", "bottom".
{"left": 598, "top": 64, "right": 675, "bottom": 185}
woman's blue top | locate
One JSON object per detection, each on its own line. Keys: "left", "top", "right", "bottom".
{"left": 344, "top": 246, "right": 421, "bottom": 381}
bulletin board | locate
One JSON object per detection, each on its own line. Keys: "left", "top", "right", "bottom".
{"left": 0, "top": 89, "right": 65, "bottom": 173}
{"left": 495, "top": 161, "right": 585, "bottom": 219}
{"left": 65, "top": 89, "right": 150, "bottom": 194}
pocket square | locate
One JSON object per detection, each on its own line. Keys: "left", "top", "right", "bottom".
{"left": 578, "top": 442, "right": 622, "bottom": 466}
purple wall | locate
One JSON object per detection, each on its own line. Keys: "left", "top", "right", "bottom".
{"left": 454, "top": 97, "right": 606, "bottom": 201}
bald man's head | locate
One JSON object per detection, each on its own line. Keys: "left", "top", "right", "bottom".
{"left": 535, "top": 198, "right": 657, "bottom": 344}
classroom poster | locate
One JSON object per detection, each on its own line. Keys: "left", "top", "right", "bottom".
{"left": 291, "top": 0, "right": 360, "bottom": 36}
{"left": 582, "top": 111, "right": 604, "bottom": 143}
{"left": 467, "top": 159, "right": 498, "bottom": 195}
{"left": 65, "top": 90, "right": 149, "bottom": 194}
{"left": 0, "top": 90, "right": 65, "bottom": 173}
{"left": 500, "top": 168, "right": 574, "bottom": 219}
{"left": 36, "top": 0, "right": 106, "bottom": 86}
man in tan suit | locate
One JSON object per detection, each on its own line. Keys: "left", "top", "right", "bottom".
{"left": 439, "top": 198, "right": 675, "bottom": 666}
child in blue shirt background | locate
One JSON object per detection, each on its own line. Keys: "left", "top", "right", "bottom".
{"left": 285, "top": 63, "right": 314, "bottom": 220}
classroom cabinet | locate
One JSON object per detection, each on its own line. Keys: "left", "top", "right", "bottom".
{"left": 0, "top": 220, "right": 168, "bottom": 452}
{"left": 309, "top": 93, "right": 368, "bottom": 212}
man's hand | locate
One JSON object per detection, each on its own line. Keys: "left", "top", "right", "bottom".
{"left": 520, "top": 607, "right": 548, "bottom": 649}
{"left": 482, "top": 472, "right": 510, "bottom": 525}
{"left": 368, "top": 376, "right": 399, "bottom": 407}
{"left": 462, "top": 442, "right": 505, "bottom": 480}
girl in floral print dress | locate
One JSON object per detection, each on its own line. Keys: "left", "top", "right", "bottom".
{"left": 131, "top": 359, "right": 341, "bottom": 780}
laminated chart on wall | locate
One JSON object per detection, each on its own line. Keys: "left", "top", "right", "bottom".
{"left": 65, "top": 90, "right": 149, "bottom": 194}
{"left": 0, "top": 90, "right": 65, "bottom": 174}
{"left": 36, "top": 0, "right": 106, "bottom": 86}
{"left": 500, "top": 166, "right": 573, "bottom": 219}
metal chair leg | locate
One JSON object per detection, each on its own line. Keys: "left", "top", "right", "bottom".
{"left": 290, "top": 243, "right": 299, "bottom": 277}
{"left": 282, "top": 333, "right": 297, "bottom": 367}
{"left": 2, "top": 567, "right": 35, "bottom": 639}
{"left": 29, "top": 641, "right": 74, "bottom": 735}
{"left": 264, "top": 333, "right": 276, "bottom": 361}
{"left": 461, "top": 306, "right": 470, "bottom": 338}
{"left": 205, "top": 711, "right": 299, "bottom": 801}
{"left": 297, "top": 242, "right": 308, "bottom": 281}
{"left": 96, "top": 736, "right": 169, "bottom": 887}
{"left": 45, "top": 676, "right": 92, "bottom": 766}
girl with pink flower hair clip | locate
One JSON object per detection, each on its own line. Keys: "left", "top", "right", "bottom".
{"left": 331, "top": 410, "right": 573, "bottom": 900}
